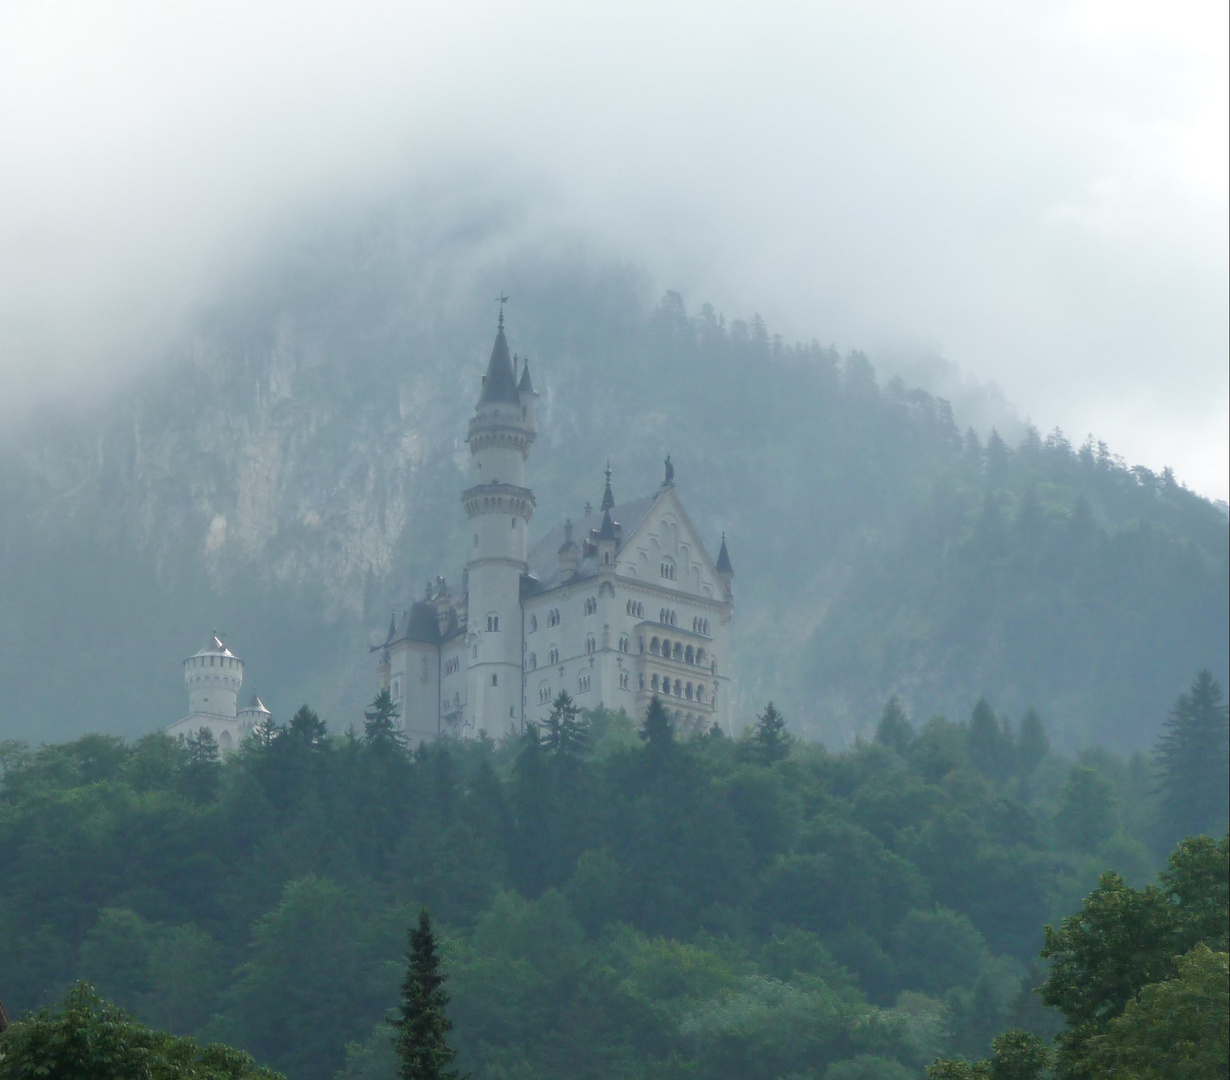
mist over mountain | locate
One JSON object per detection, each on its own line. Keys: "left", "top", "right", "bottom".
{"left": 0, "top": 195, "right": 1225, "bottom": 751}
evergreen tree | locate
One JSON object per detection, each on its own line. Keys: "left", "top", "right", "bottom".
{"left": 1155, "top": 670, "right": 1230, "bottom": 844}
{"left": 395, "top": 908, "right": 461, "bottom": 1080}
{"left": 180, "top": 728, "right": 220, "bottom": 803}
{"left": 541, "top": 692, "right": 589, "bottom": 761}
{"left": 967, "top": 699, "right": 1012, "bottom": 780}
{"left": 751, "top": 701, "right": 791, "bottom": 764}
{"left": 364, "top": 689, "right": 405, "bottom": 750}
{"left": 875, "top": 696, "right": 914, "bottom": 757}
{"left": 288, "top": 705, "right": 328, "bottom": 748}
{"left": 639, "top": 695, "right": 674, "bottom": 750}
{"left": 1053, "top": 765, "right": 1117, "bottom": 853}
{"left": 1015, "top": 709, "right": 1048, "bottom": 777}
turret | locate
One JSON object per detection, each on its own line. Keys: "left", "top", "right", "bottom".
{"left": 597, "top": 508, "right": 618, "bottom": 566}
{"left": 716, "top": 533, "right": 734, "bottom": 596}
{"left": 237, "top": 695, "right": 272, "bottom": 733}
{"left": 183, "top": 634, "right": 243, "bottom": 719}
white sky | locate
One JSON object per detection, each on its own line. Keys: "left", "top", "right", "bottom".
{"left": 1, "top": 0, "right": 1226, "bottom": 498}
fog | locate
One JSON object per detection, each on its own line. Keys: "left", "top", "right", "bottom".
{"left": 2, "top": 0, "right": 1226, "bottom": 498}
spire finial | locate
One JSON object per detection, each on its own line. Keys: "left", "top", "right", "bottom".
{"left": 663, "top": 454, "right": 675, "bottom": 486}
{"left": 601, "top": 460, "right": 616, "bottom": 512}
{"left": 496, "top": 292, "right": 509, "bottom": 330}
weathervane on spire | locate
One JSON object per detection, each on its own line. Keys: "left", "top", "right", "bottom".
{"left": 496, "top": 293, "right": 509, "bottom": 330}
{"left": 663, "top": 454, "right": 675, "bottom": 486}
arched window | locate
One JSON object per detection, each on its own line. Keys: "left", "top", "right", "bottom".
{"left": 528, "top": 653, "right": 537, "bottom": 670}
{"left": 486, "top": 614, "right": 500, "bottom": 632}
{"left": 530, "top": 615, "right": 538, "bottom": 632}
{"left": 685, "top": 645, "right": 694, "bottom": 664}
{"left": 548, "top": 609, "right": 560, "bottom": 627}
{"left": 650, "top": 637, "right": 660, "bottom": 655}
{"left": 674, "top": 679, "right": 682, "bottom": 697}
{"left": 696, "top": 649, "right": 706, "bottom": 666}
{"left": 578, "top": 674, "right": 591, "bottom": 693}
{"left": 685, "top": 683, "right": 693, "bottom": 700}
{"left": 661, "top": 638, "right": 670, "bottom": 658}
{"left": 491, "top": 673, "right": 498, "bottom": 686}
{"left": 548, "top": 647, "right": 559, "bottom": 665}
{"left": 585, "top": 597, "right": 597, "bottom": 615}
{"left": 638, "top": 672, "right": 646, "bottom": 690}
{"left": 219, "top": 730, "right": 233, "bottom": 750}
{"left": 651, "top": 674, "right": 660, "bottom": 691}
{"left": 585, "top": 635, "right": 596, "bottom": 654}
{"left": 673, "top": 642, "right": 683, "bottom": 661}
{"left": 619, "top": 636, "right": 629, "bottom": 653}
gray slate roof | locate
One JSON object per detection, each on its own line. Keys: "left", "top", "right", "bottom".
{"left": 525, "top": 495, "right": 658, "bottom": 593}
{"left": 477, "top": 326, "right": 520, "bottom": 406}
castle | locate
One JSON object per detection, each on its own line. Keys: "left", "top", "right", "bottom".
{"left": 167, "top": 634, "right": 271, "bottom": 752}
{"left": 375, "top": 313, "right": 735, "bottom": 741}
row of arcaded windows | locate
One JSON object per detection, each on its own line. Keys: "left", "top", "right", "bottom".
{"left": 626, "top": 600, "right": 644, "bottom": 618}
{"left": 647, "top": 674, "right": 708, "bottom": 702}
{"left": 660, "top": 608, "right": 677, "bottom": 626}
{"left": 649, "top": 637, "right": 707, "bottom": 666}
{"left": 692, "top": 616, "right": 711, "bottom": 635}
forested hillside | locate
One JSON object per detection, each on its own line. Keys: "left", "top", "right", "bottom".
{"left": 0, "top": 204, "right": 1225, "bottom": 748}
{"left": 1, "top": 682, "right": 1226, "bottom": 1079}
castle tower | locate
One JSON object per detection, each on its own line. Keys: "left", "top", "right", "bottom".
{"left": 184, "top": 634, "right": 243, "bottom": 720}
{"left": 462, "top": 311, "right": 537, "bottom": 733}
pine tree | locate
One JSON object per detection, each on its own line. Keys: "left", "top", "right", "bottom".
{"left": 875, "top": 696, "right": 914, "bottom": 757}
{"left": 1156, "top": 670, "right": 1230, "bottom": 844}
{"left": 968, "top": 699, "right": 1012, "bottom": 780}
{"left": 1015, "top": 709, "right": 1049, "bottom": 777}
{"left": 541, "top": 692, "right": 589, "bottom": 761}
{"left": 364, "top": 688, "right": 405, "bottom": 750}
{"left": 288, "top": 705, "right": 327, "bottom": 748}
{"left": 180, "top": 728, "right": 220, "bottom": 803}
{"left": 751, "top": 701, "right": 791, "bottom": 764}
{"left": 640, "top": 695, "right": 674, "bottom": 749}
{"left": 395, "top": 908, "right": 462, "bottom": 1080}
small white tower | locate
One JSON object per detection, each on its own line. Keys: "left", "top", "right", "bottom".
{"left": 462, "top": 308, "right": 537, "bottom": 733}
{"left": 167, "top": 634, "right": 266, "bottom": 753}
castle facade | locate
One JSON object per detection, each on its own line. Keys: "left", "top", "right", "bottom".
{"left": 376, "top": 315, "right": 735, "bottom": 741}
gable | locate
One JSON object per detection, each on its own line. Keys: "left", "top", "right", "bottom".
{"left": 614, "top": 489, "right": 723, "bottom": 601}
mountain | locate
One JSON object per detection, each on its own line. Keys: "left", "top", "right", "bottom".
{"left": 1, "top": 198, "right": 1225, "bottom": 749}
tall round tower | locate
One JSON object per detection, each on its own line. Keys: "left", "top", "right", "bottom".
{"left": 462, "top": 312, "right": 537, "bottom": 733}
{"left": 183, "top": 634, "right": 243, "bottom": 719}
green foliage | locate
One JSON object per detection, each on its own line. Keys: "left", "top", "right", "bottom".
{"left": 397, "top": 909, "right": 462, "bottom": 1080}
{"left": 1052, "top": 767, "right": 1116, "bottom": 853}
{"left": 364, "top": 689, "right": 405, "bottom": 750}
{"left": 874, "top": 697, "right": 914, "bottom": 757}
{"left": 540, "top": 692, "right": 589, "bottom": 761}
{"left": 749, "top": 702, "right": 791, "bottom": 764}
{"left": 640, "top": 695, "right": 674, "bottom": 751}
{"left": 1082, "top": 944, "right": 1229, "bottom": 1079}
{"left": 0, "top": 982, "right": 283, "bottom": 1080}
{"left": 2, "top": 695, "right": 1223, "bottom": 1080}
{"left": 1155, "top": 670, "right": 1229, "bottom": 846}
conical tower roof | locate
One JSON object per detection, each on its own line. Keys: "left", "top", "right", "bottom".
{"left": 477, "top": 322, "right": 520, "bottom": 405}
{"left": 601, "top": 462, "right": 615, "bottom": 511}
{"left": 517, "top": 358, "right": 535, "bottom": 393}
{"left": 716, "top": 533, "right": 733, "bottom": 574}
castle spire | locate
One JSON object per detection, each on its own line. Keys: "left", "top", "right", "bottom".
{"left": 601, "top": 461, "right": 615, "bottom": 511}
{"left": 477, "top": 310, "right": 519, "bottom": 406}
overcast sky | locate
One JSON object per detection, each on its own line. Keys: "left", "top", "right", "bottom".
{"left": 2, "top": 0, "right": 1226, "bottom": 498}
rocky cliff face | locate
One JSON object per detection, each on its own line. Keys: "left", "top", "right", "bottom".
{"left": 1, "top": 207, "right": 1224, "bottom": 750}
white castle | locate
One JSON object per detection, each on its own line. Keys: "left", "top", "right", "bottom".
{"left": 167, "top": 634, "right": 271, "bottom": 752}
{"left": 375, "top": 312, "right": 735, "bottom": 741}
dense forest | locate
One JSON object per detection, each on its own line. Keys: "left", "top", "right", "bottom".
{"left": 2, "top": 673, "right": 1225, "bottom": 1079}
{"left": 0, "top": 214, "right": 1225, "bottom": 751}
